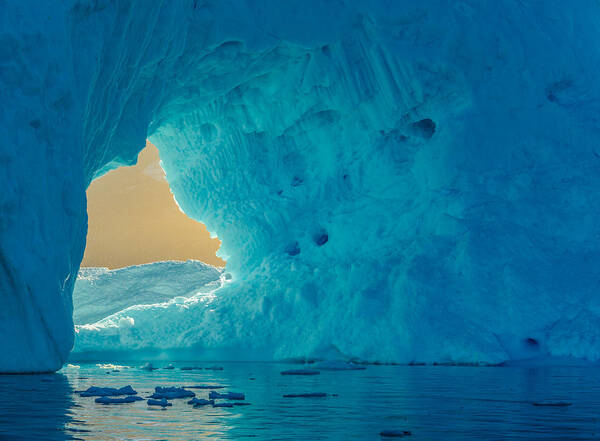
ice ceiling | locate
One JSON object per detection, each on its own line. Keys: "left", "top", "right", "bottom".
{"left": 2, "top": 0, "right": 600, "bottom": 372}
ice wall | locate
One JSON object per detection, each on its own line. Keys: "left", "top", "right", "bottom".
{"left": 3, "top": 0, "right": 600, "bottom": 371}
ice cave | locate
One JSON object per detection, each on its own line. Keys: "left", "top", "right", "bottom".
{"left": 5, "top": 0, "right": 600, "bottom": 438}
{"left": 3, "top": 0, "right": 600, "bottom": 373}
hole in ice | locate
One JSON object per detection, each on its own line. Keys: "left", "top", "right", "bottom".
{"left": 81, "top": 141, "right": 224, "bottom": 269}
{"left": 285, "top": 241, "right": 301, "bottom": 256}
{"left": 291, "top": 175, "right": 304, "bottom": 187}
{"left": 524, "top": 337, "right": 539, "bottom": 347}
{"left": 73, "top": 141, "right": 226, "bottom": 328}
{"left": 410, "top": 118, "right": 436, "bottom": 139}
{"left": 313, "top": 229, "right": 329, "bottom": 246}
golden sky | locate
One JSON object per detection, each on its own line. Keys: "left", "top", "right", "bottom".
{"left": 81, "top": 141, "right": 225, "bottom": 268}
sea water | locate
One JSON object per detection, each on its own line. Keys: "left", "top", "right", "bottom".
{"left": 0, "top": 362, "right": 599, "bottom": 440}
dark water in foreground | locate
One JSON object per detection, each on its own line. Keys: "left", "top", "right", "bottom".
{"left": 0, "top": 362, "right": 599, "bottom": 440}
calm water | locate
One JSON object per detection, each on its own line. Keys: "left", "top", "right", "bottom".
{"left": 1, "top": 362, "right": 600, "bottom": 440}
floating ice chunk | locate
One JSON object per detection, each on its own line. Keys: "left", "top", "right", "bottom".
{"left": 283, "top": 392, "right": 328, "bottom": 398}
{"left": 147, "top": 398, "right": 172, "bottom": 407}
{"left": 312, "top": 360, "right": 365, "bottom": 371}
{"left": 380, "top": 430, "right": 412, "bottom": 437}
{"left": 96, "top": 363, "right": 126, "bottom": 370}
{"left": 212, "top": 402, "right": 234, "bottom": 408}
{"left": 140, "top": 362, "right": 158, "bottom": 371}
{"left": 209, "top": 391, "right": 245, "bottom": 400}
{"left": 187, "top": 398, "right": 214, "bottom": 406}
{"left": 65, "top": 364, "right": 80, "bottom": 369}
{"left": 185, "top": 385, "right": 225, "bottom": 389}
{"left": 180, "top": 366, "right": 202, "bottom": 371}
{"left": 95, "top": 396, "right": 144, "bottom": 404}
{"left": 163, "top": 364, "right": 175, "bottom": 370}
{"left": 281, "top": 369, "right": 320, "bottom": 375}
{"left": 204, "top": 366, "right": 224, "bottom": 371}
{"left": 150, "top": 386, "right": 195, "bottom": 399}
{"left": 532, "top": 400, "right": 572, "bottom": 407}
{"left": 80, "top": 385, "right": 137, "bottom": 397}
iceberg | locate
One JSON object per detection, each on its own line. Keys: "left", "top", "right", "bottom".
{"left": 73, "top": 261, "right": 223, "bottom": 325}
{"left": 3, "top": 0, "right": 600, "bottom": 371}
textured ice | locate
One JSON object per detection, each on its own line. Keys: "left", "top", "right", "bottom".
{"left": 311, "top": 361, "right": 366, "bottom": 371}
{"left": 140, "top": 363, "right": 158, "bottom": 371}
{"left": 187, "top": 398, "right": 214, "bottom": 406}
{"left": 3, "top": 1, "right": 600, "bottom": 372}
{"left": 95, "top": 395, "right": 144, "bottom": 405}
{"left": 80, "top": 385, "right": 137, "bottom": 397}
{"left": 149, "top": 387, "right": 195, "bottom": 400}
{"left": 73, "top": 261, "right": 223, "bottom": 324}
{"left": 209, "top": 391, "right": 245, "bottom": 401}
{"left": 147, "top": 398, "right": 171, "bottom": 407}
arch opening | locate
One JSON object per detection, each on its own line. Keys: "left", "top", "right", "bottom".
{"left": 72, "top": 141, "right": 227, "bottom": 335}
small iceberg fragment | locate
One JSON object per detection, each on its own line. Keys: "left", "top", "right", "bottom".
{"left": 163, "top": 364, "right": 175, "bottom": 370}
{"left": 95, "top": 396, "right": 144, "bottom": 405}
{"left": 312, "top": 360, "right": 366, "bottom": 371}
{"left": 185, "top": 385, "right": 225, "bottom": 389}
{"left": 380, "top": 430, "right": 412, "bottom": 437}
{"left": 233, "top": 402, "right": 251, "bottom": 406}
{"left": 532, "top": 400, "right": 572, "bottom": 407}
{"left": 213, "top": 402, "right": 234, "bottom": 408}
{"left": 147, "top": 398, "right": 172, "bottom": 407}
{"left": 187, "top": 398, "right": 214, "bottom": 406}
{"left": 180, "top": 366, "right": 202, "bottom": 371}
{"left": 65, "top": 364, "right": 80, "bottom": 369}
{"left": 283, "top": 392, "right": 328, "bottom": 398}
{"left": 140, "top": 362, "right": 158, "bottom": 371}
{"left": 281, "top": 369, "right": 320, "bottom": 375}
{"left": 209, "top": 391, "right": 245, "bottom": 400}
{"left": 80, "top": 385, "right": 137, "bottom": 397}
{"left": 96, "top": 363, "right": 126, "bottom": 370}
{"left": 204, "top": 366, "right": 224, "bottom": 370}
{"left": 150, "top": 386, "right": 195, "bottom": 399}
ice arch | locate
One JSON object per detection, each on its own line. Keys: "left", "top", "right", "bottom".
{"left": 3, "top": 0, "right": 600, "bottom": 372}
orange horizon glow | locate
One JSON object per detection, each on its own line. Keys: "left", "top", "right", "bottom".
{"left": 81, "top": 141, "right": 225, "bottom": 269}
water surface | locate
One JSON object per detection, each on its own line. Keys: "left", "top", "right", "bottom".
{"left": 0, "top": 362, "right": 598, "bottom": 440}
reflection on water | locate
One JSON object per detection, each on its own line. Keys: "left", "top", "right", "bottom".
{"left": 0, "top": 362, "right": 599, "bottom": 440}
{"left": 0, "top": 373, "right": 77, "bottom": 440}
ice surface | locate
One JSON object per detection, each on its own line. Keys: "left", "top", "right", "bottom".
{"left": 80, "top": 385, "right": 137, "bottom": 397}
{"left": 95, "top": 395, "right": 144, "bottom": 404}
{"left": 73, "top": 261, "right": 223, "bottom": 324}
{"left": 147, "top": 398, "right": 171, "bottom": 407}
{"left": 188, "top": 398, "right": 214, "bottom": 406}
{"left": 140, "top": 363, "right": 158, "bottom": 371}
{"left": 4, "top": 0, "right": 600, "bottom": 371}
{"left": 209, "top": 391, "right": 245, "bottom": 400}
{"left": 311, "top": 361, "right": 366, "bottom": 371}
{"left": 213, "top": 402, "right": 234, "bottom": 408}
{"left": 149, "top": 386, "right": 195, "bottom": 399}
{"left": 379, "top": 430, "right": 412, "bottom": 438}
